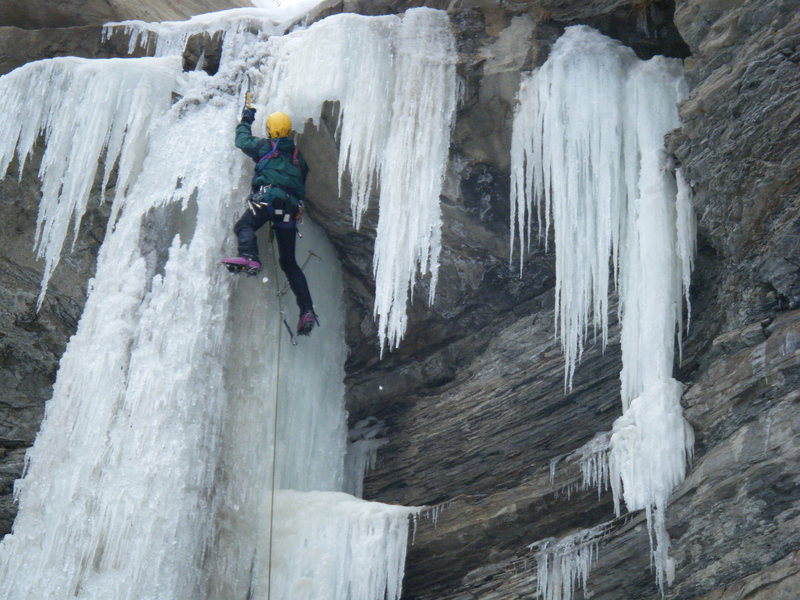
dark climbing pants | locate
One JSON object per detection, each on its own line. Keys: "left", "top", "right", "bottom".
{"left": 233, "top": 207, "right": 314, "bottom": 313}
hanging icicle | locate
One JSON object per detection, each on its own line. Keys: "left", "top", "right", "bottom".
{"left": 511, "top": 26, "right": 695, "bottom": 593}
{"left": 262, "top": 8, "right": 458, "bottom": 354}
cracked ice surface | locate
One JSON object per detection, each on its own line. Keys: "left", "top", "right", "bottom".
{"left": 0, "top": 8, "right": 420, "bottom": 600}
{"left": 512, "top": 26, "right": 694, "bottom": 592}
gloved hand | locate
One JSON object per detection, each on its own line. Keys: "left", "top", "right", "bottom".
{"left": 241, "top": 106, "right": 256, "bottom": 124}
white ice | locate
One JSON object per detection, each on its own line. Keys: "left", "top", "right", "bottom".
{"left": 106, "top": 7, "right": 458, "bottom": 355}
{"left": 260, "top": 9, "right": 458, "bottom": 353}
{"left": 608, "top": 380, "right": 694, "bottom": 590}
{"left": 530, "top": 522, "right": 611, "bottom": 600}
{"left": 511, "top": 26, "right": 695, "bottom": 592}
{"left": 0, "top": 56, "right": 179, "bottom": 307}
{"left": 0, "top": 7, "right": 425, "bottom": 600}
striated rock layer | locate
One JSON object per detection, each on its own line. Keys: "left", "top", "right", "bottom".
{"left": 0, "top": 1, "right": 798, "bottom": 599}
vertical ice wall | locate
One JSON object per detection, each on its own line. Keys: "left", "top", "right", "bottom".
{"left": 261, "top": 9, "right": 458, "bottom": 353}
{"left": 0, "top": 7, "right": 423, "bottom": 600}
{"left": 0, "top": 56, "right": 247, "bottom": 599}
{"left": 511, "top": 26, "right": 695, "bottom": 592}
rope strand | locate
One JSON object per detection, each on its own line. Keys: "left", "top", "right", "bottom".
{"left": 266, "top": 228, "right": 284, "bottom": 600}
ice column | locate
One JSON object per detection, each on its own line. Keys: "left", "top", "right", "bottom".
{"left": 0, "top": 62, "right": 248, "bottom": 599}
{"left": 263, "top": 8, "right": 458, "bottom": 353}
{"left": 511, "top": 26, "right": 694, "bottom": 591}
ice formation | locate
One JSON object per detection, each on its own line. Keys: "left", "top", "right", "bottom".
{"left": 511, "top": 26, "right": 695, "bottom": 592}
{"left": 344, "top": 418, "right": 389, "bottom": 498}
{"left": 270, "top": 491, "right": 413, "bottom": 600}
{"left": 530, "top": 521, "right": 611, "bottom": 600}
{"left": 0, "top": 7, "right": 428, "bottom": 600}
{"left": 259, "top": 9, "right": 458, "bottom": 352}
{"left": 549, "top": 432, "right": 611, "bottom": 499}
{"left": 106, "top": 7, "right": 458, "bottom": 354}
{"left": 0, "top": 56, "right": 178, "bottom": 307}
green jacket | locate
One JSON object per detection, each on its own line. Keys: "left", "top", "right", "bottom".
{"left": 235, "top": 121, "right": 309, "bottom": 198}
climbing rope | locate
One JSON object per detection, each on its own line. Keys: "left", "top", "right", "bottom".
{"left": 265, "top": 228, "right": 284, "bottom": 600}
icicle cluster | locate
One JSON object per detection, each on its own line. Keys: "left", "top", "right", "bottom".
{"left": 511, "top": 26, "right": 695, "bottom": 593}
{"left": 530, "top": 522, "right": 611, "bottom": 600}
{"left": 270, "top": 491, "right": 416, "bottom": 600}
{"left": 102, "top": 4, "right": 322, "bottom": 60}
{"left": 0, "top": 56, "right": 178, "bottom": 307}
{"left": 510, "top": 29, "right": 628, "bottom": 387}
{"left": 0, "top": 7, "right": 421, "bottom": 600}
{"left": 548, "top": 432, "right": 610, "bottom": 499}
{"left": 262, "top": 8, "right": 458, "bottom": 353}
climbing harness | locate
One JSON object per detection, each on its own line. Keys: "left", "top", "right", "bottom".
{"left": 247, "top": 186, "right": 303, "bottom": 225}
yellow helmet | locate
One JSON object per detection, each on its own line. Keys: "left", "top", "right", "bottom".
{"left": 267, "top": 111, "right": 292, "bottom": 138}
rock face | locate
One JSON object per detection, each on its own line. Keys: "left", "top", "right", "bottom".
{"left": 0, "top": 1, "right": 798, "bottom": 599}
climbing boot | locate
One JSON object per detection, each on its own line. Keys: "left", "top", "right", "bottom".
{"left": 297, "top": 310, "right": 319, "bottom": 336}
{"left": 221, "top": 256, "right": 262, "bottom": 276}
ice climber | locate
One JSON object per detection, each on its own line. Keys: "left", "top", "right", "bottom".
{"left": 222, "top": 107, "right": 318, "bottom": 336}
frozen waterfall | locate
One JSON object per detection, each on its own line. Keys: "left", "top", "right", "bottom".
{"left": 511, "top": 26, "right": 695, "bottom": 593}
{"left": 0, "top": 6, "right": 447, "bottom": 600}
{"left": 110, "top": 7, "right": 458, "bottom": 354}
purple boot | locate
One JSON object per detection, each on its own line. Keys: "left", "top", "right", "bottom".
{"left": 297, "top": 310, "right": 319, "bottom": 336}
{"left": 221, "top": 256, "right": 261, "bottom": 276}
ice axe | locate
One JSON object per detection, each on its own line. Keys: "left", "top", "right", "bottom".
{"left": 245, "top": 73, "right": 254, "bottom": 109}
